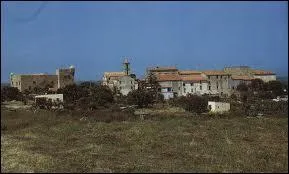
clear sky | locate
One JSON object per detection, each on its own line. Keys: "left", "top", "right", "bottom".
{"left": 1, "top": 1, "right": 288, "bottom": 82}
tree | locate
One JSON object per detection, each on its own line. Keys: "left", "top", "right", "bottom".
{"left": 236, "top": 83, "right": 248, "bottom": 92}
{"left": 57, "top": 84, "right": 89, "bottom": 104}
{"left": 249, "top": 79, "right": 264, "bottom": 91}
{"left": 1, "top": 86, "right": 23, "bottom": 102}
{"left": 90, "top": 85, "right": 114, "bottom": 106}
{"left": 174, "top": 94, "right": 208, "bottom": 113}
{"left": 266, "top": 80, "right": 283, "bottom": 96}
{"left": 127, "top": 89, "right": 154, "bottom": 108}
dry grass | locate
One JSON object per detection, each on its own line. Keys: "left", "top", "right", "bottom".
{"left": 1, "top": 107, "right": 288, "bottom": 173}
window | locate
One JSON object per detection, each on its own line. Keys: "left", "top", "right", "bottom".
{"left": 119, "top": 81, "right": 121, "bottom": 84}
{"left": 208, "top": 76, "right": 210, "bottom": 79}
{"left": 28, "top": 86, "right": 31, "bottom": 90}
{"left": 12, "top": 81, "right": 13, "bottom": 85}
{"left": 200, "top": 85, "right": 202, "bottom": 90}
{"left": 217, "top": 85, "right": 219, "bottom": 89}
{"left": 178, "top": 87, "right": 180, "bottom": 90}
{"left": 168, "top": 87, "right": 172, "bottom": 92}
{"left": 216, "top": 75, "right": 219, "bottom": 79}
{"left": 131, "top": 86, "right": 133, "bottom": 90}
{"left": 56, "top": 98, "right": 60, "bottom": 102}
{"left": 191, "top": 89, "right": 193, "bottom": 92}
{"left": 209, "top": 86, "right": 211, "bottom": 90}
{"left": 183, "top": 83, "right": 185, "bottom": 86}
{"left": 191, "top": 83, "right": 193, "bottom": 86}
{"left": 131, "top": 81, "right": 133, "bottom": 84}
{"left": 33, "top": 81, "right": 36, "bottom": 85}
{"left": 220, "top": 75, "right": 222, "bottom": 79}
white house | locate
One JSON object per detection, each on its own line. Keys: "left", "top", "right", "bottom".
{"left": 208, "top": 101, "right": 230, "bottom": 113}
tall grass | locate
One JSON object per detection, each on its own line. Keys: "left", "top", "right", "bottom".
{"left": 1, "top": 108, "right": 288, "bottom": 173}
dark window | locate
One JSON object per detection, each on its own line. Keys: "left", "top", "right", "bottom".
{"left": 191, "top": 83, "right": 193, "bottom": 86}
{"left": 217, "top": 85, "right": 219, "bottom": 89}
{"left": 216, "top": 75, "right": 218, "bottom": 79}
{"left": 168, "top": 87, "right": 172, "bottom": 92}
{"left": 33, "top": 81, "right": 36, "bottom": 84}
{"left": 131, "top": 86, "right": 133, "bottom": 90}
{"left": 183, "top": 83, "right": 185, "bottom": 86}
{"left": 220, "top": 75, "right": 222, "bottom": 79}
{"left": 209, "top": 86, "right": 211, "bottom": 90}
{"left": 200, "top": 85, "right": 202, "bottom": 90}
{"left": 12, "top": 81, "right": 13, "bottom": 85}
{"left": 56, "top": 98, "right": 60, "bottom": 102}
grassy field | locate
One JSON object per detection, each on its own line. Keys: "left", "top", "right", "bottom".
{"left": 1, "top": 107, "right": 288, "bottom": 173}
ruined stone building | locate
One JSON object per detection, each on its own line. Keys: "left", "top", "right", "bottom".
{"left": 10, "top": 66, "right": 75, "bottom": 92}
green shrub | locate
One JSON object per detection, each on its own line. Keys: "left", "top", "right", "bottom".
{"left": 127, "top": 89, "right": 154, "bottom": 108}
{"left": 1, "top": 86, "right": 23, "bottom": 102}
{"left": 170, "top": 94, "right": 208, "bottom": 113}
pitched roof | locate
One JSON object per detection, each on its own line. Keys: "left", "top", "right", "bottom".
{"left": 231, "top": 75, "right": 253, "bottom": 81}
{"left": 178, "top": 70, "right": 201, "bottom": 75}
{"left": 202, "top": 70, "right": 229, "bottom": 75}
{"left": 181, "top": 74, "right": 207, "bottom": 82}
{"left": 104, "top": 72, "right": 125, "bottom": 77}
{"left": 252, "top": 69, "right": 275, "bottom": 75}
{"left": 155, "top": 74, "right": 182, "bottom": 82}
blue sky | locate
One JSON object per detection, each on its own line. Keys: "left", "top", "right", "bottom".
{"left": 1, "top": 1, "right": 288, "bottom": 82}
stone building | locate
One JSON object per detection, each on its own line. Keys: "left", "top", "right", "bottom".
{"left": 118, "top": 76, "right": 138, "bottom": 96}
{"left": 10, "top": 66, "right": 75, "bottom": 92}
{"left": 146, "top": 66, "right": 182, "bottom": 99}
{"left": 179, "top": 70, "right": 209, "bottom": 96}
{"left": 202, "top": 70, "right": 231, "bottom": 96}
{"left": 102, "top": 59, "right": 138, "bottom": 96}
{"left": 251, "top": 70, "right": 276, "bottom": 82}
{"left": 224, "top": 66, "right": 276, "bottom": 83}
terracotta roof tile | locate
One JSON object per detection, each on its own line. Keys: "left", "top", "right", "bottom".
{"left": 155, "top": 74, "right": 181, "bottom": 82}
{"left": 202, "top": 70, "right": 229, "bottom": 75}
{"left": 252, "top": 70, "right": 275, "bottom": 75}
{"left": 178, "top": 70, "right": 201, "bottom": 75}
{"left": 181, "top": 74, "right": 207, "bottom": 82}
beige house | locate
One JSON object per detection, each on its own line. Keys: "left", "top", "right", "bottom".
{"left": 202, "top": 70, "right": 231, "bottom": 96}
{"left": 179, "top": 71, "right": 209, "bottom": 96}
{"left": 251, "top": 70, "right": 276, "bottom": 82}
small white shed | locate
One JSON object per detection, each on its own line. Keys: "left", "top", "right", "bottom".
{"left": 208, "top": 101, "right": 230, "bottom": 113}
{"left": 35, "top": 94, "right": 64, "bottom": 103}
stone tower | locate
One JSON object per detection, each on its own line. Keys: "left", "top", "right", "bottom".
{"left": 56, "top": 65, "right": 75, "bottom": 89}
